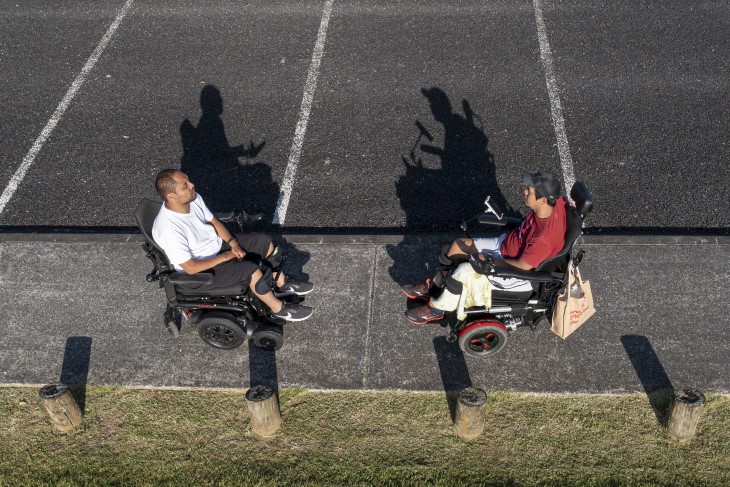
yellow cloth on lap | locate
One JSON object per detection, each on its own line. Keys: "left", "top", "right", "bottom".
{"left": 430, "top": 262, "right": 492, "bottom": 320}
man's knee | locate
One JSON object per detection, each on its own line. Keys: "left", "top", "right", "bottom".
{"left": 450, "top": 238, "right": 474, "bottom": 256}
{"left": 265, "top": 244, "right": 283, "bottom": 268}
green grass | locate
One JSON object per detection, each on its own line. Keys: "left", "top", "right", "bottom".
{"left": 1, "top": 386, "right": 728, "bottom": 486}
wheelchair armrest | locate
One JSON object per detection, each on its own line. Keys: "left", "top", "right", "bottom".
{"left": 167, "top": 272, "right": 214, "bottom": 286}
{"left": 477, "top": 214, "right": 521, "bottom": 229}
{"left": 492, "top": 266, "right": 562, "bottom": 283}
{"left": 215, "top": 211, "right": 235, "bottom": 222}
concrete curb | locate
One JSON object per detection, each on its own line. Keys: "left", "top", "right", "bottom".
{"left": 1, "top": 232, "right": 729, "bottom": 245}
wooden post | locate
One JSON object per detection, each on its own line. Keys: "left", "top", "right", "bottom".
{"left": 245, "top": 385, "right": 282, "bottom": 437}
{"left": 454, "top": 387, "right": 487, "bottom": 440}
{"left": 666, "top": 388, "right": 705, "bottom": 441}
{"left": 38, "top": 383, "right": 83, "bottom": 433}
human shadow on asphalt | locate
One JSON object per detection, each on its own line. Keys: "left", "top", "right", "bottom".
{"left": 621, "top": 335, "right": 674, "bottom": 425}
{"left": 179, "top": 84, "right": 272, "bottom": 229}
{"left": 60, "top": 336, "right": 92, "bottom": 414}
{"left": 180, "top": 84, "right": 310, "bottom": 279}
{"left": 433, "top": 336, "right": 473, "bottom": 422}
{"left": 387, "top": 87, "right": 518, "bottom": 287}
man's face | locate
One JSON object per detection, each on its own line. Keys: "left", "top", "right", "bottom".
{"left": 170, "top": 172, "right": 196, "bottom": 204}
{"left": 523, "top": 186, "right": 543, "bottom": 210}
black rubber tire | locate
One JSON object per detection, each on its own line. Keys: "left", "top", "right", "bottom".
{"left": 252, "top": 325, "right": 284, "bottom": 351}
{"left": 197, "top": 312, "right": 246, "bottom": 350}
{"left": 458, "top": 324, "right": 508, "bottom": 358}
{"left": 163, "top": 306, "right": 180, "bottom": 338}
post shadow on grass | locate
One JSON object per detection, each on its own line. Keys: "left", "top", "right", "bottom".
{"left": 59, "top": 336, "right": 92, "bottom": 414}
{"left": 180, "top": 84, "right": 274, "bottom": 231}
{"left": 433, "top": 336, "right": 473, "bottom": 422}
{"left": 621, "top": 335, "right": 674, "bottom": 425}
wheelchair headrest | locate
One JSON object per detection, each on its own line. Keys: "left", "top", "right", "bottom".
{"left": 570, "top": 181, "right": 593, "bottom": 219}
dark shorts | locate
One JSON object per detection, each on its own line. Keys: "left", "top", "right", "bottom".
{"left": 209, "top": 233, "right": 272, "bottom": 290}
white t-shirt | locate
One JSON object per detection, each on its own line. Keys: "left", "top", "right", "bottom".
{"left": 152, "top": 194, "right": 222, "bottom": 272}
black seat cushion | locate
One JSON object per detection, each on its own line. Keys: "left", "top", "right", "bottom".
{"left": 176, "top": 283, "right": 244, "bottom": 296}
{"left": 492, "top": 289, "right": 533, "bottom": 303}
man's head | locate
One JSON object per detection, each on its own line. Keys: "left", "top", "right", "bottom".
{"left": 155, "top": 169, "right": 196, "bottom": 205}
{"left": 521, "top": 171, "right": 561, "bottom": 209}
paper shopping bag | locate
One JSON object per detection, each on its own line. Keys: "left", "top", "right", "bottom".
{"left": 551, "top": 263, "right": 596, "bottom": 338}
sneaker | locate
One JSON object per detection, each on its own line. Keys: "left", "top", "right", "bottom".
{"left": 271, "top": 302, "right": 313, "bottom": 322}
{"left": 401, "top": 278, "right": 432, "bottom": 301}
{"left": 405, "top": 302, "right": 445, "bottom": 325}
{"left": 274, "top": 278, "right": 314, "bottom": 297}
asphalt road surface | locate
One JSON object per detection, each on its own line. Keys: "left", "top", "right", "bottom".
{"left": 0, "top": 235, "right": 728, "bottom": 393}
{"left": 1, "top": 0, "right": 727, "bottom": 232}
{"left": 0, "top": 1, "right": 728, "bottom": 392}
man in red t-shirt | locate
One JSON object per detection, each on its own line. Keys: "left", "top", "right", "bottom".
{"left": 403, "top": 171, "right": 567, "bottom": 324}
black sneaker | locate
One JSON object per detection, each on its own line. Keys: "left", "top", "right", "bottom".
{"left": 271, "top": 302, "right": 313, "bottom": 322}
{"left": 274, "top": 278, "right": 314, "bottom": 297}
{"left": 401, "top": 278, "right": 432, "bottom": 301}
{"left": 405, "top": 302, "right": 445, "bottom": 325}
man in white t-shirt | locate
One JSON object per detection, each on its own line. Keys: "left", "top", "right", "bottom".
{"left": 151, "top": 169, "right": 313, "bottom": 322}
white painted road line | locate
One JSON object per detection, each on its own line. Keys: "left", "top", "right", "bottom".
{"left": 533, "top": 0, "right": 576, "bottom": 196}
{"left": 273, "top": 0, "right": 335, "bottom": 225}
{"left": 0, "top": 0, "right": 135, "bottom": 217}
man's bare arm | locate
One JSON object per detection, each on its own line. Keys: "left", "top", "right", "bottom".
{"left": 487, "top": 255, "right": 534, "bottom": 271}
{"left": 180, "top": 251, "right": 235, "bottom": 275}
{"left": 209, "top": 217, "right": 245, "bottom": 258}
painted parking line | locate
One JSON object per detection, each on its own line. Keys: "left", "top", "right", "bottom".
{"left": 273, "top": 0, "right": 335, "bottom": 225}
{"left": 533, "top": 0, "right": 576, "bottom": 194}
{"left": 0, "top": 0, "right": 134, "bottom": 217}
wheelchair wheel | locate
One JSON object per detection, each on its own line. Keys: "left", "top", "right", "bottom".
{"left": 252, "top": 325, "right": 284, "bottom": 352}
{"left": 163, "top": 306, "right": 180, "bottom": 338}
{"left": 458, "top": 323, "right": 508, "bottom": 358}
{"left": 197, "top": 312, "right": 246, "bottom": 350}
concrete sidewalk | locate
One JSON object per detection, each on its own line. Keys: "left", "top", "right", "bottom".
{"left": 0, "top": 234, "right": 727, "bottom": 393}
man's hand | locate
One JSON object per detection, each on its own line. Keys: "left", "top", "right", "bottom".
{"left": 229, "top": 241, "right": 246, "bottom": 259}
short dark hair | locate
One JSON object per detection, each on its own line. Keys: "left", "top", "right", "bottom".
{"left": 534, "top": 189, "right": 557, "bottom": 207}
{"left": 155, "top": 169, "right": 179, "bottom": 200}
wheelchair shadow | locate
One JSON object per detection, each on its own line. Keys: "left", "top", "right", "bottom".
{"left": 433, "top": 336, "right": 473, "bottom": 422}
{"left": 179, "top": 84, "right": 274, "bottom": 232}
{"left": 621, "top": 335, "right": 674, "bottom": 425}
{"left": 59, "top": 336, "right": 92, "bottom": 414}
{"left": 388, "top": 87, "right": 517, "bottom": 287}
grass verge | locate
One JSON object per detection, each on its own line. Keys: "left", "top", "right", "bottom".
{"left": 1, "top": 386, "right": 728, "bottom": 486}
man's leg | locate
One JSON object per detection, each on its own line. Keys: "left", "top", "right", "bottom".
{"left": 233, "top": 233, "right": 307, "bottom": 293}
{"left": 249, "top": 268, "right": 282, "bottom": 311}
{"left": 402, "top": 237, "right": 479, "bottom": 300}
{"left": 248, "top": 268, "right": 313, "bottom": 321}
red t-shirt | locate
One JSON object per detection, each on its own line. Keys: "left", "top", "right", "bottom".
{"left": 499, "top": 197, "right": 567, "bottom": 269}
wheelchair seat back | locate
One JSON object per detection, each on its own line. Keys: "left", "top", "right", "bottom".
{"left": 535, "top": 181, "right": 593, "bottom": 276}
{"left": 134, "top": 198, "right": 175, "bottom": 273}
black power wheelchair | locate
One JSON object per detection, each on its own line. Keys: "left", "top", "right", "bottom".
{"left": 134, "top": 199, "right": 301, "bottom": 352}
{"left": 442, "top": 181, "right": 593, "bottom": 358}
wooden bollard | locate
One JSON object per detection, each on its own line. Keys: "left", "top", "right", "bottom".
{"left": 666, "top": 388, "right": 705, "bottom": 441}
{"left": 245, "top": 385, "right": 282, "bottom": 437}
{"left": 454, "top": 387, "right": 487, "bottom": 440}
{"left": 38, "top": 383, "right": 83, "bottom": 433}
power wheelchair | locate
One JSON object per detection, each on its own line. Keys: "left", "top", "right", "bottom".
{"left": 134, "top": 199, "right": 302, "bottom": 352}
{"left": 441, "top": 181, "right": 593, "bottom": 358}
